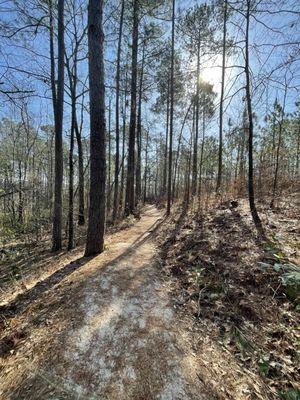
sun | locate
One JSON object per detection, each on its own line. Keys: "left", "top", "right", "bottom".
{"left": 200, "top": 54, "right": 223, "bottom": 94}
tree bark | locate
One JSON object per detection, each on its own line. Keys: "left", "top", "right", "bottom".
{"left": 107, "top": 98, "right": 112, "bottom": 212}
{"left": 162, "top": 79, "right": 170, "bottom": 198}
{"left": 245, "top": 0, "right": 264, "bottom": 235}
{"left": 49, "top": 1, "right": 57, "bottom": 118}
{"left": 125, "top": 0, "right": 139, "bottom": 216}
{"left": 74, "top": 116, "right": 85, "bottom": 225}
{"left": 167, "top": 0, "right": 175, "bottom": 215}
{"left": 52, "top": 0, "right": 65, "bottom": 251}
{"left": 191, "top": 39, "right": 200, "bottom": 197}
{"left": 198, "top": 110, "right": 206, "bottom": 202}
{"left": 270, "top": 89, "right": 287, "bottom": 208}
{"left": 173, "top": 101, "right": 193, "bottom": 198}
{"left": 85, "top": 0, "right": 106, "bottom": 256}
{"left": 143, "top": 128, "right": 149, "bottom": 203}
{"left": 216, "top": 0, "right": 227, "bottom": 193}
{"left": 113, "top": 0, "right": 125, "bottom": 222}
{"left": 136, "top": 41, "right": 145, "bottom": 205}
{"left": 65, "top": 36, "right": 78, "bottom": 248}
{"left": 68, "top": 98, "right": 75, "bottom": 250}
{"left": 119, "top": 91, "right": 127, "bottom": 214}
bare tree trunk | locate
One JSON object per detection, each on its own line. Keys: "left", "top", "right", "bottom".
{"left": 198, "top": 111, "right": 206, "bottom": 201}
{"left": 136, "top": 41, "right": 145, "bottom": 205}
{"left": 119, "top": 91, "right": 127, "bottom": 214}
{"left": 173, "top": 101, "right": 193, "bottom": 197}
{"left": 143, "top": 128, "right": 149, "bottom": 203}
{"left": 234, "top": 140, "right": 240, "bottom": 184}
{"left": 270, "top": 88, "right": 287, "bottom": 208}
{"left": 113, "top": 0, "right": 125, "bottom": 222}
{"left": 162, "top": 79, "right": 170, "bottom": 198}
{"left": 167, "top": 0, "right": 175, "bottom": 215}
{"left": 191, "top": 39, "right": 200, "bottom": 197}
{"left": 154, "top": 142, "right": 159, "bottom": 199}
{"left": 85, "top": 0, "right": 106, "bottom": 256}
{"left": 52, "top": 0, "right": 65, "bottom": 251}
{"left": 65, "top": 38, "right": 78, "bottom": 249}
{"left": 18, "top": 161, "right": 23, "bottom": 224}
{"left": 68, "top": 101, "right": 75, "bottom": 250}
{"left": 216, "top": 0, "right": 227, "bottom": 193}
{"left": 184, "top": 142, "right": 192, "bottom": 208}
{"left": 107, "top": 99, "right": 112, "bottom": 213}
{"left": 125, "top": 0, "right": 139, "bottom": 216}
{"left": 74, "top": 116, "right": 85, "bottom": 225}
{"left": 245, "top": 0, "right": 264, "bottom": 235}
{"left": 49, "top": 1, "right": 57, "bottom": 118}
{"left": 49, "top": 130, "right": 54, "bottom": 213}
{"left": 239, "top": 123, "right": 246, "bottom": 195}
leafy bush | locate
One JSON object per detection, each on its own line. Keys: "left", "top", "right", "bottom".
{"left": 278, "top": 389, "right": 300, "bottom": 400}
{"left": 274, "top": 263, "right": 300, "bottom": 301}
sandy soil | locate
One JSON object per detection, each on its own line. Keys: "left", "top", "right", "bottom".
{"left": 0, "top": 206, "right": 209, "bottom": 399}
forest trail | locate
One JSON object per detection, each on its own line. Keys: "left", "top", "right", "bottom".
{"left": 1, "top": 205, "right": 208, "bottom": 399}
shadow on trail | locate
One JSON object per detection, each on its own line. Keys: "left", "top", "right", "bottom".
{"left": 0, "top": 257, "right": 88, "bottom": 322}
{"left": 160, "top": 206, "right": 189, "bottom": 254}
{"left": 0, "top": 210, "right": 222, "bottom": 400}
{"left": 0, "top": 214, "right": 166, "bottom": 324}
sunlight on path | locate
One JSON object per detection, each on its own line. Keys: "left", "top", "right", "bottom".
{"left": 54, "top": 206, "right": 205, "bottom": 399}
{"left": 1, "top": 206, "right": 207, "bottom": 400}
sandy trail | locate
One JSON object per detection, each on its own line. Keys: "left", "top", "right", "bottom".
{"left": 1, "top": 205, "right": 207, "bottom": 399}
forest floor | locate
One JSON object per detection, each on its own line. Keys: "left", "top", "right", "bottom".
{"left": 157, "top": 193, "right": 300, "bottom": 400}
{"left": 0, "top": 205, "right": 212, "bottom": 399}
{"left": 0, "top": 197, "right": 299, "bottom": 399}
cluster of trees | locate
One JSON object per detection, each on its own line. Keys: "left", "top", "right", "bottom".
{"left": 0, "top": 0, "right": 299, "bottom": 252}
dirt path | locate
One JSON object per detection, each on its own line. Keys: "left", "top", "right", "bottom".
{"left": 1, "top": 206, "right": 208, "bottom": 400}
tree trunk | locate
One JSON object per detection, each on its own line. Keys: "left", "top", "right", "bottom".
{"left": 270, "top": 89, "right": 287, "bottom": 208}
{"left": 52, "top": 0, "right": 65, "bottom": 251}
{"left": 198, "top": 110, "right": 206, "bottom": 201}
{"left": 162, "top": 79, "right": 170, "bottom": 198}
{"left": 173, "top": 101, "right": 193, "bottom": 197}
{"left": 245, "top": 0, "right": 264, "bottom": 235}
{"left": 143, "top": 128, "right": 149, "bottom": 203}
{"left": 49, "top": 1, "right": 57, "bottom": 117}
{"left": 191, "top": 39, "right": 200, "bottom": 197}
{"left": 65, "top": 39, "right": 78, "bottom": 248}
{"left": 216, "top": 0, "right": 227, "bottom": 193}
{"left": 107, "top": 99, "right": 112, "bottom": 212}
{"left": 119, "top": 91, "right": 127, "bottom": 214}
{"left": 167, "top": 0, "right": 175, "bottom": 215}
{"left": 68, "top": 99, "right": 75, "bottom": 250}
{"left": 136, "top": 41, "right": 145, "bottom": 205}
{"left": 239, "top": 124, "right": 246, "bottom": 194}
{"left": 74, "top": 116, "right": 85, "bottom": 225}
{"left": 113, "top": 0, "right": 125, "bottom": 222}
{"left": 184, "top": 141, "right": 192, "bottom": 208}
{"left": 85, "top": 0, "right": 106, "bottom": 256}
{"left": 125, "top": 0, "right": 139, "bottom": 216}
{"left": 18, "top": 161, "right": 23, "bottom": 224}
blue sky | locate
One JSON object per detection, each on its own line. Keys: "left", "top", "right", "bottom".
{"left": 0, "top": 0, "right": 299, "bottom": 148}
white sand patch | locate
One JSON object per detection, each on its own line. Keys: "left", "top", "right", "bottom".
{"left": 58, "top": 206, "right": 206, "bottom": 399}
{"left": 157, "top": 376, "right": 190, "bottom": 400}
{"left": 138, "top": 318, "right": 146, "bottom": 329}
